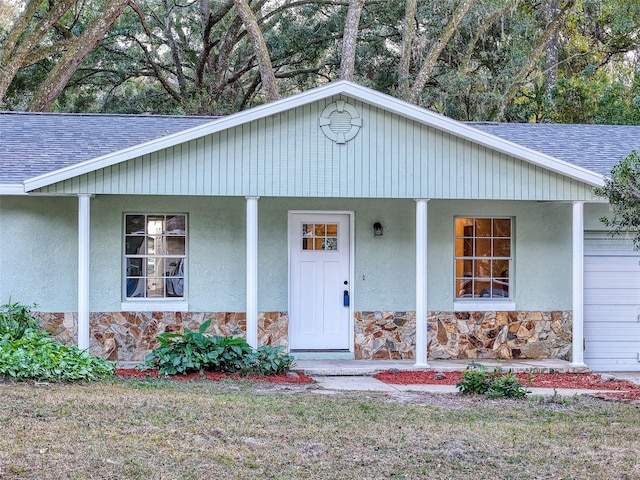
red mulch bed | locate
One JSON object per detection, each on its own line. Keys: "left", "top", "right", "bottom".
{"left": 116, "top": 368, "right": 314, "bottom": 384}
{"left": 373, "top": 370, "right": 640, "bottom": 401}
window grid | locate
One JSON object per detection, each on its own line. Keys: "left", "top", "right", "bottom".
{"left": 455, "top": 217, "right": 511, "bottom": 299}
{"left": 301, "top": 223, "right": 338, "bottom": 251}
{"left": 124, "top": 214, "right": 186, "bottom": 300}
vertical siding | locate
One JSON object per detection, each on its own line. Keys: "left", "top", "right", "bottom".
{"left": 39, "top": 95, "right": 599, "bottom": 201}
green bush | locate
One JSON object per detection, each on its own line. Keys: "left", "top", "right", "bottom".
{"left": 0, "top": 302, "right": 42, "bottom": 339}
{"left": 0, "top": 302, "right": 115, "bottom": 382}
{"left": 143, "top": 319, "right": 295, "bottom": 376}
{"left": 0, "top": 329, "right": 115, "bottom": 382}
{"left": 456, "top": 362, "right": 530, "bottom": 399}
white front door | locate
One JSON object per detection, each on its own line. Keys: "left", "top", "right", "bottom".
{"left": 289, "top": 213, "right": 351, "bottom": 350}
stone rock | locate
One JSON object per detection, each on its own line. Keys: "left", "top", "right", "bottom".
{"left": 434, "top": 372, "right": 446, "bottom": 380}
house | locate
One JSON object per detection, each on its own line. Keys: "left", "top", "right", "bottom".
{"left": 1, "top": 81, "right": 639, "bottom": 372}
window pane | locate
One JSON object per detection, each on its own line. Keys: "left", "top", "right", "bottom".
{"left": 475, "top": 238, "right": 491, "bottom": 256}
{"left": 493, "top": 238, "right": 510, "bottom": 257}
{"left": 475, "top": 259, "right": 491, "bottom": 277}
{"left": 455, "top": 238, "right": 466, "bottom": 257}
{"left": 314, "top": 224, "right": 326, "bottom": 236}
{"left": 326, "top": 224, "right": 338, "bottom": 237}
{"left": 147, "top": 278, "right": 164, "bottom": 297}
{"left": 455, "top": 218, "right": 473, "bottom": 237}
{"left": 323, "top": 238, "right": 337, "bottom": 250}
{"left": 167, "top": 237, "right": 185, "bottom": 255}
{"left": 475, "top": 218, "right": 492, "bottom": 237}
{"left": 492, "top": 260, "right": 509, "bottom": 278}
{"left": 126, "top": 236, "right": 145, "bottom": 255}
{"left": 126, "top": 215, "right": 145, "bottom": 234}
{"left": 127, "top": 258, "right": 143, "bottom": 277}
{"left": 493, "top": 218, "right": 511, "bottom": 237}
{"left": 302, "top": 224, "right": 313, "bottom": 237}
{"left": 147, "top": 216, "right": 164, "bottom": 235}
{"left": 456, "top": 278, "right": 473, "bottom": 297}
{"left": 166, "top": 215, "right": 185, "bottom": 234}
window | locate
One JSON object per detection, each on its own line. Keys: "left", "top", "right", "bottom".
{"left": 124, "top": 214, "right": 186, "bottom": 300}
{"left": 455, "top": 217, "right": 511, "bottom": 300}
{"left": 302, "top": 223, "right": 338, "bottom": 251}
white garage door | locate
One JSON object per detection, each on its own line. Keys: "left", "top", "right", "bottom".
{"left": 584, "top": 235, "right": 640, "bottom": 371}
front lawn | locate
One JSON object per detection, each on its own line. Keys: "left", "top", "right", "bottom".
{"left": 1, "top": 379, "right": 638, "bottom": 479}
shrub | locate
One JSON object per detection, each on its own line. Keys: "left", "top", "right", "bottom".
{"left": 0, "top": 329, "right": 115, "bottom": 382}
{"left": 0, "top": 302, "right": 115, "bottom": 382}
{"left": 143, "top": 319, "right": 295, "bottom": 376}
{"left": 0, "top": 302, "right": 42, "bottom": 339}
{"left": 456, "top": 362, "right": 530, "bottom": 399}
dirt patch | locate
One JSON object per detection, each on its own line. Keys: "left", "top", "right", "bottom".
{"left": 116, "top": 368, "right": 314, "bottom": 384}
{"left": 373, "top": 370, "right": 640, "bottom": 401}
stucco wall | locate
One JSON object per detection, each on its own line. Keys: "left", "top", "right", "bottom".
{"left": 0, "top": 196, "right": 78, "bottom": 310}
{"left": 2, "top": 195, "right": 577, "bottom": 313}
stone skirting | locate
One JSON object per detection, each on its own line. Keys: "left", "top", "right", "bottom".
{"left": 35, "top": 311, "right": 288, "bottom": 362}
{"left": 35, "top": 309, "right": 572, "bottom": 362}
{"left": 354, "top": 310, "right": 573, "bottom": 361}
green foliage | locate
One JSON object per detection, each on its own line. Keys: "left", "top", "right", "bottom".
{"left": 594, "top": 150, "right": 640, "bottom": 250}
{"left": 0, "top": 302, "right": 42, "bottom": 339}
{"left": 456, "top": 362, "right": 529, "bottom": 399}
{"left": 0, "top": 330, "right": 115, "bottom": 382}
{"left": 0, "top": 302, "right": 115, "bottom": 382}
{"left": 143, "top": 319, "right": 294, "bottom": 376}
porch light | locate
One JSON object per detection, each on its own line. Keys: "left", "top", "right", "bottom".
{"left": 373, "top": 222, "right": 383, "bottom": 236}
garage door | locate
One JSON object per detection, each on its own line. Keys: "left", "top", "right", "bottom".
{"left": 584, "top": 235, "right": 640, "bottom": 371}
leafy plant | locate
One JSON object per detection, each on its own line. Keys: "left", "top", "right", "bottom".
{"left": 0, "top": 302, "right": 42, "bottom": 339}
{"left": 0, "top": 302, "right": 114, "bottom": 382}
{"left": 0, "top": 329, "right": 115, "bottom": 382}
{"left": 143, "top": 320, "right": 295, "bottom": 376}
{"left": 456, "top": 362, "right": 530, "bottom": 399}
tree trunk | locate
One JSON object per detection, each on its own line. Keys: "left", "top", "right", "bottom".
{"left": 0, "top": 0, "right": 76, "bottom": 103}
{"left": 234, "top": 0, "right": 279, "bottom": 102}
{"left": 494, "top": 0, "right": 576, "bottom": 121}
{"left": 398, "top": 0, "right": 417, "bottom": 98}
{"left": 543, "top": 0, "right": 561, "bottom": 107}
{"left": 28, "top": 0, "right": 131, "bottom": 112}
{"left": 405, "top": 0, "right": 476, "bottom": 104}
{"left": 339, "top": 0, "right": 365, "bottom": 81}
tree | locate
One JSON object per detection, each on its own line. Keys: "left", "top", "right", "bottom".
{"left": 339, "top": 0, "right": 364, "bottom": 80}
{"left": 594, "top": 151, "right": 640, "bottom": 250}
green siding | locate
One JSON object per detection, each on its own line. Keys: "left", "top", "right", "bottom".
{"left": 37, "top": 96, "right": 598, "bottom": 201}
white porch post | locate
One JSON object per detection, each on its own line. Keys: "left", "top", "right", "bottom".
{"left": 415, "top": 199, "right": 429, "bottom": 367}
{"left": 246, "top": 196, "right": 259, "bottom": 348}
{"left": 572, "top": 201, "right": 586, "bottom": 367}
{"left": 77, "top": 194, "right": 91, "bottom": 350}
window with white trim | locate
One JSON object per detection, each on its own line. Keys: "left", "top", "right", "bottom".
{"left": 124, "top": 214, "right": 186, "bottom": 300}
{"left": 455, "top": 217, "right": 511, "bottom": 300}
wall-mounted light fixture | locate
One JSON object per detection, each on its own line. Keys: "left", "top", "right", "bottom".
{"left": 373, "top": 222, "right": 383, "bottom": 236}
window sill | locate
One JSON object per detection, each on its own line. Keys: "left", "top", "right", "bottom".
{"left": 121, "top": 301, "right": 189, "bottom": 312}
{"left": 453, "top": 301, "right": 515, "bottom": 312}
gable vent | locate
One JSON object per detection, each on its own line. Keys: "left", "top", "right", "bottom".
{"left": 319, "top": 100, "right": 362, "bottom": 144}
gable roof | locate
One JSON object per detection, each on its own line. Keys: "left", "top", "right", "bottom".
{"left": 0, "top": 111, "right": 216, "bottom": 189}
{"left": 471, "top": 122, "right": 640, "bottom": 176}
{"left": 0, "top": 81, "right": 623, "bottom": 194}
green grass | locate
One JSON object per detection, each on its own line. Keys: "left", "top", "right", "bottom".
{"left": 0, "top": 378, "right": 639, "bottom": 479}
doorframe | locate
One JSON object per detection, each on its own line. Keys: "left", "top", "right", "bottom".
{"left": 287, "top": 210, "right": 355, "bottom": 353}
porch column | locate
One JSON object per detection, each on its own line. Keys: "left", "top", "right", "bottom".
{"left": 246, "top": 196, "right": 260, "bottom": 348}
{"left": 415, "top": 198, "right": 430, "bottom": 367}
{"left": 572, "top": 201, "right": 586, "bottom": 367}
{"left": 77, "top": 194, "right": 91, "bottom": 350}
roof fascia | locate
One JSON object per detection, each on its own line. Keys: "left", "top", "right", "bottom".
{"left": 0, "top": 184, "right": 27, "bottom": 195}
{"left": 24, "top": 80, "right": 604, "bottom": 190}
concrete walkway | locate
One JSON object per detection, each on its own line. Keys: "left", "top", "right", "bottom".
{"left": 293, "top": 358, "right": 589, "bottom": 376}
{"left": 292, "top": 359, "right": 640, "bottom": 397}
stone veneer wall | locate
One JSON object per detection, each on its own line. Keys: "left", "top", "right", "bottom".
{"left": 355, "top": 311, "right": 573, "bottom": 361}
{"left": 36, "top": 311, "right": 288, "bottom": 362}
{"left": 36, "top": 309, "right": 572, "bottom": 362}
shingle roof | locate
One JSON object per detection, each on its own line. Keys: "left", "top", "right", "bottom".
{"left": 0, "top": 111, "right": 216, "bottom": 184}
{"left": 470, "top": 122, "right": 640, "bottom": 176}
{"left": 1, "top": 109, "right": 637, "bottom": 187}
